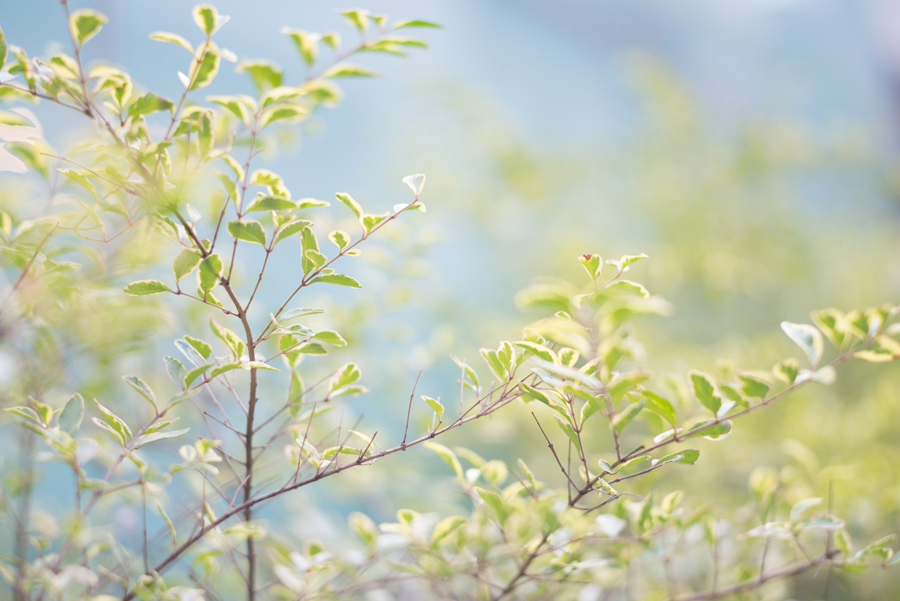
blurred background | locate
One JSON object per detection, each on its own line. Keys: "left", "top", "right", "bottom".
{"left": 2, "top": 0, "right": 900, "bottom": 599}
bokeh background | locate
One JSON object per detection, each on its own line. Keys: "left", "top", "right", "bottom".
{"left": 2, "top": 0, "right": 900, "bottom": 599}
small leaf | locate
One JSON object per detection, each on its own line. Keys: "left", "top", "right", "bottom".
{"left": 273, "top": 219, "right": 314, "bottom": 245}
{"left": 422, "top": 395, "right": 444, "bottom": 421}
{"left": 475, "top": 487, "right": 509, "bottom": 523}
{"left": 198, "top": 255, "right": 223, "bottom": 294}
{"left": 423, "top": 441, "right": 463, "bottom": 480}
{"left": 790, "top": 498, "right": 822, "bottom": 523}
{"left": 246, "top": 196, "right": 297, "bottom": 212}
{"left": 59, "top": 393, "right": 85, "bottom": 436}
{"left": 228, "top": 220, "right": 267, "bottom": 246}
{"left": 128, "top": 93, "right": 174, "bottom": 118}
{"left": 124, "top": 280, "right": 171, "bottom": 296}
{"left": 123, "top": 375, "right": 157, "bottom": 409}
{"left": 280, "top": 307, "right": 325, "bottom": 321}
{"left": 613, "top": 399, "right": 645, "bottom": 433}
{"left": 513, "top": 341, "right": 555, "bottom": 363}
{"left": 324, "top": 63, "right": 377, "bottom": 78}
{"left": 652, "top": 449, "right": 700, "bottom": 466}
{"left": 150, "top": 31, "right": 194, "bottom": 53}
{"left": 313, "top": 330, "right": 346, "bottom": 346}
{"left": 781, "top": 321, "right": 825, "bottom": 368}
{"left": 334, "top": 192, "right": 362, "bottom": 218}
{"left": 192, "top": 4, "right": 225, "bottom": 35}
{"left": 401, "top": 173, "right": 426, "bottom": 196}
{"left": 329, "top": 230, "right": 350, "bottom": 250}
{"left": 773, "top": 359, "right": 800, "bottom": 384}
{"left": 394, "top": 19, "right": 442, "bottom": 29}
{"left": 173, "top": 249, "right": 203, "bottom": 283}
{"left": 185, "top": 336, "right": 213, "bottom": 360}
{"left": 688, "top": 371, "right": 721, "bottom": 415}
{"left": 308, "top": 273, "right": 361, "bottom": 288}
{"left": 70, "top": 9, "right": 107, "bottom": 45}
{"left": 738, "top": 374, "right": 769, "bottom": 399}
{"left": 641, "top": 390, "right": 676, "bottom": 426}
{"left": 184, "top": 363, "right": 214, "bottom": 387}
{"left": 59, "top": 169, "right": 96, "bottom": 199}
{"left": 431, "top": 516, "right": 465, "bottom": 545}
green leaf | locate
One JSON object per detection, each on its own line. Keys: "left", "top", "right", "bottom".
{"left": 431, "top": 516, "right": 466, "bottom": 545}
{"left": 579, "top": 253, "right": 602, "bottom": 280}
{"left": 124, "top": 280, "right": 171, "bottom": 296}
{"left": 165, "top": 356, "right": 188, "bottom": 385}
{"left": 854, "top": 336, "right": 900, "bottom": 363}
{"left": 190, "top": 47, "right": 221, "bottom": 91}
{"left": 423, "top": 441, "right": 463, "bottom": 480}
{"left": 128, "top": 93, "right": 174, "bottom": 118}
{"left": 324, "top": 63, "right": 377, "bottom": 78}
{"left": 70, "top": 9, "right": 108, "bottom": 45}
{"left": 513, "top": 341, "right": 555, "bottom": 363}
{"left": 210, "top": 362, "right": 242, "bottom": 379}
{"left": 208, "top": 96, "right": 250, "bottom": 124}
{"left": 259, "top": 103, "right": 308, "bottom": 128}
{"left": 688, "top": 370, "right": 721, "bottom": 415}
{"left": 299, "top": 227, "right": 320, "bottom": 275}
{"left": 150, "top": 31, "right": 194, "bottom": 53}
{"left": 281, "top": 28, "right": 318, "bottom": 65}
{"left": 652, "top": 449, "right": 700, "bottom": 466}
{"left": 394, "top": 19, "right": 442, "bottom": 28}
{"left": 246, "top": 196, "right": 297, "bottom": 212}
{"left": 280, "top": 307, "right": 325, "bottom": 321}
{"left": 58, "top": 169, "right": 96, "bottom": 199}
{"left": 781, "top": 321, "right": 824, "bottom": 368}
{"left": 184, "top": 363, "right": 214, "bottom": 387}
{"left": 334, "top": 192, "right": 362, "bottom": 219}
{"left": 198, "top": 254, "right": 223, "bottom": 294}
{"left": 422, "top": 395, "right": 444, "bottom": 421}
{"left": 296, "top": 198, "right": 330, "bottom": 210}
{"left": 553, "top": 414, "right": 581, "bottom": 451}
{"left": 192, "top": 4, "right": 227, "bottom": 35}
{"left": 613, "top": 399, "right": 645, "bottom": 433}
{"left": 0, "top": 110, "right": 33, "bottom": 127}
{"left": 738, "top": 374, "right": 769, "bottom": 399}
{"left": 329, "top": 230, "right": 350, "bottom": 250}
{"left": 272, "top": 219, "right": 313, "bottom": 246}
{"left": 237, "top": 59, "right": 282, "bottom": 93}
{"left": 173, "top": 249, "right": 202, "bottom": 283}
{"left": 450, "top": 354, "right": 480, "bottom": 389}
{"left": 296, "top": 342, "right": 328, "bottom": 355}
{"left": 773, "top": 358, "right": 800, "bottom": 384}
{"left": 123, "top": 375, "right": 157, "bottom": 410}
{"left": 790, "top": 498, "right": 822, "bottom": 523}
{"left": 308, "top": 273, "right": 361, "bottom": 288}
{"left": 305, "top": 249, "right": 327, "bottom": 268}
{"left": 339, "top": 9, "right": 370, "bottom": 31}
{"left": 331, "top": 363, "right": 361, "bottom": 392}
{"left": 94, "top": 399, "right": 132, "bottom": 444}
{"left": 135, "top": 428, "right": 190, "bottom": 449}
{"left": 0, "top": 25, "right": 7, "bottom": 69}
{"left": 185, "top": 336, "right": 213, "bottom": 360}
{"left": 157, "top": 502, "right": 177, "bottom": 546}
{"left": 641, "top": 390, "right": 676, "bottom": 426}
{"left": 475, "top": 487, "right": 509, "bottom": 523}
{"left": 313, "top": 330, "right": 346, "bottom": 346}
{"left": 59, "top": 393, "right": 85, "bottom": 436}
{"left": 5, "top": 141, "right": 49, "bottom": 178}
{"left": 227, "top": 220, "right": 267, "bottom": 246}
{"left": 685, "top": 419, "right": 733, "bottom": 441}
{"left": 361, "top": 213, "right": 387, "bottom": 235}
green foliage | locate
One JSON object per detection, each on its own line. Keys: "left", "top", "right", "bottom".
{"left": 0, "top": 3, "right": 898, "bottom": 601}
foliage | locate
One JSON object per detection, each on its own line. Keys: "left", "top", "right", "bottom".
{"left": 0, "top": 3, "right": 898, "bottom": 601}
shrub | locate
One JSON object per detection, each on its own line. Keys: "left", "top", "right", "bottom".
{"left": 0, "top": 3, "right": 898, "bottom": 601}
